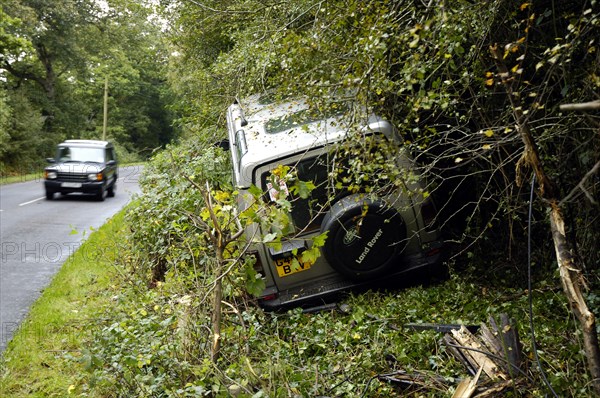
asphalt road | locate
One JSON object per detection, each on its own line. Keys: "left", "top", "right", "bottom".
{"left": 0, "top": 165, "right": 143, "bottom": 353}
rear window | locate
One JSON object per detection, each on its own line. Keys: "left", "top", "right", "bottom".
{"left": 259, "top": 133, "right": 399, "bottom": 234}
{"left": 260, "top": 151, "right": 357, "bottom": 233}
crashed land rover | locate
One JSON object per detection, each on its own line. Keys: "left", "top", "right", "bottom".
{"left": 226, "top": 95, "right": 444, "bottom": 309}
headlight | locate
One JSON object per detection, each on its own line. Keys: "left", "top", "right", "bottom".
{"left": 45, "top": 171, "right": 57, "bottom": 179}
{"left": 88, "top": 173, "right": 103, "bottom": 181}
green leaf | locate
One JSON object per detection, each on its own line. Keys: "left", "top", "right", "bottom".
{"left": 300, "top": 247, "right": 320, "bottom": 264}
{"left": 262, "top": 233, "right": 277, "bottom": 243}
{"left": 296, "top": 180, "right": 316, "bottom": 199}
{"left": 244, "top": 263, "right": 266, "bottom": 297}
{"left": 312, "top": 232, "right": 329, "bottom": 247}
{"left": 248, "top": 184, "right": 263, "bottom": 197}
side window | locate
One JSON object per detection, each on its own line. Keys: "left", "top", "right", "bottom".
{"left": 105, "top": 148, "right": 115, "bottom": 162}
{"left": 57, "top": 147, "right": 71, "bottom": 161}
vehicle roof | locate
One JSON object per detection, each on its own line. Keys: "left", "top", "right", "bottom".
{"left": 59, "top": 140, "right": 112, "bottom": 148}
{"left": 244, "top": 99, "right": 350, "bottom": 155}
{"left": 227, "top": 95, "right": 398, "bottom": 188}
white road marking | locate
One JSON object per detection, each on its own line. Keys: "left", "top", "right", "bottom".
{"left": 19, "top": 197, "right": 45, "bottom": 207}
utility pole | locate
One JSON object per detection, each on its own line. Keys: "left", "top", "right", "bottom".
{"left": 102, "top": 76, "right": 108, "bottom": 141}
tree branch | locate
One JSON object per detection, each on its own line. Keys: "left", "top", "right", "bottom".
{"left": 560, "top": 160, "right": 600, "bottom": 206}
{"left": 489, "top": 44, "right": 558, "bottom": 199}
{"left": 559, "top": 101, "right": 600, "bottom": 112}
{"left": 2, "top": 60, "right": 44, "bottom": 87}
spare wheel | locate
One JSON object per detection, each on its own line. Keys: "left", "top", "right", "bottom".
{"left": 320, "top": 194, "right": 406, "bottom": 280}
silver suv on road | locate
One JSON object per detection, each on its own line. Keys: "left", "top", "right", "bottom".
{"left": 44, "top": 140, "right": 118, "bottom": 201}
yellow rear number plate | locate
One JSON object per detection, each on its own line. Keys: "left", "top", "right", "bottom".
{"left": 275, "top": 256, "right": 311, "bottom": 277}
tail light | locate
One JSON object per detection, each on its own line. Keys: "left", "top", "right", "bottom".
{"left": 247, "top": 250, "right": 279, "bottom": 302}
{"left": 260, "top": 293, "right": 278, "bottom": 302}
{"left": 247, "top": 250, "right": 265, "bottom": 276}
{"left": 420, "top": 200, "right": 438, "bottom": 231}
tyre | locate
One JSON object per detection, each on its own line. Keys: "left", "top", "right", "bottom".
{"left": 45, "top": 190, "right": 54, "bottom": 200}
{"left": 320, "top": 194, "right": 406, "bottom": 280}
{"left": 96, "top": 187, "right": 107, "bottom": 201}
{"left": 107, "top": 182, "right": 116, "bottom": 197}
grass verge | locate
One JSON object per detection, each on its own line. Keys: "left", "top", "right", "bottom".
{"left": 0, "top": 211, "right": 126, "bottom": 397}
{"left": 0, "top": 172, "right": 44, "bottom": 186}
{"left": 0, "top": 162, "right": 146, "bottom": 186}
{"left": 0, "top": 202, "right": 595, "bottom": 396}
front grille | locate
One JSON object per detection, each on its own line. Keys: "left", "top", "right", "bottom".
{"left": 57, "top": 172, "right": 88, "bottom": 182}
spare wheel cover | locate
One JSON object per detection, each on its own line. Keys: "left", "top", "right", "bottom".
{"left": 320, "top": 195, "right": 406, "bottom": 280}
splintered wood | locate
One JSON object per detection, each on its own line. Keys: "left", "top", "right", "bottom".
{"left": 449, "top": 326, "right": 507, "bottom": 381}
{"left": 386, "top": 315, "right": 526, "bottom": 396}
{"left": 444, "top": 314, "right": 525, "bottom": 397}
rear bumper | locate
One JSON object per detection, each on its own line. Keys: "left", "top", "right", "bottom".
{"left": 258, "top": 240, "right": 445, "bottom": 310}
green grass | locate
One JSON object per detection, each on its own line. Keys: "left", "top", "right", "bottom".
{"left": 0, "top": 172, "right": 44, "bottom": 185}
{"left": 0, "top": 162, "right": 146, "bottom": 186}
{"left": 0, "top": 212, "right": 126, "bottom": 397}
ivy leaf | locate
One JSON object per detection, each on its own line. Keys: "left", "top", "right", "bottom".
{"left": 262, "top": 233, "right": 277, "bottom": 243}
{"left": 312, "top": 232, "right": 329, "bottom": 248}
{"left": 248, "top": 184, "right": 263, "bottom": 197}
{"left": 296, "top": 180, "right": 316, "bottom": 199}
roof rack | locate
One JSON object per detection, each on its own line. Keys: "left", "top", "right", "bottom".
{"left": 62, "top": 140, "right": 110, "bottom": 146}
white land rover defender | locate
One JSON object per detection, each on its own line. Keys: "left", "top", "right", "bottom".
{"left": 226, "top": 94, "right": 443, "bottom": 309}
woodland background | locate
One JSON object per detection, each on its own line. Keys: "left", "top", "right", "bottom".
{"left": 1, "top": 0, "right": 599, "bottom": 396}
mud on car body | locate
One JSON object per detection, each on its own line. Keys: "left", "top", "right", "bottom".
{"left": 226, "top": 95, "right": 443, "bottom": 309}
{"left": 44, "top": 140, "right": 118, "bottom": 201}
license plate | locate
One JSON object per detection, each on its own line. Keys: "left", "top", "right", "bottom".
{"left": 275, "top": 256, "right": 311, "bottom": 277}
{"left": 61, "top": 182, "right": 82, "bottom": 188}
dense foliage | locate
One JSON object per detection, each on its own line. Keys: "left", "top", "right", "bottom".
{"left": 73, "top": 1, "right": 600, "bottom": 396}
{"left": 3, "top": 0, "right": 598, "bottom": 396}
{"left": 164, "top": 0, "right": 599, "bottom": 279}
{"left": 83, "top": 252, "right": 592, "bottom": 396}
{"left": 0, "top": 0, "right": 178, "bottom": 174}
{"left": 76, "top": 136, "right": 595, "bottom": 395}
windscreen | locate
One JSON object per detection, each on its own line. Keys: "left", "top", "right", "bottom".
{"left": 56, "top": 146, "right": 105, "bottom": 163}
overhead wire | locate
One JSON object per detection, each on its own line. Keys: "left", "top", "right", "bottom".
{"left": 527, "top": 174, "right": 558, "bottom": 398}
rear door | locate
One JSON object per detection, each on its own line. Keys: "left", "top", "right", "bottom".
{"left": 253, "top": 150, "right": 340, "bottom": 291}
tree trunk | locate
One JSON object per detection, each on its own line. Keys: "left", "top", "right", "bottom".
{"left": 490, "top": 44, "right": 600, "bottom": 395}
{"left": 211, "top": 247, "right": 224, "bottom": 363}
{"left": 36, "top": 43, "right": 57, "bottom": 101}
{"left": 549, "top": 203, "right": 600, "bottom": 392}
